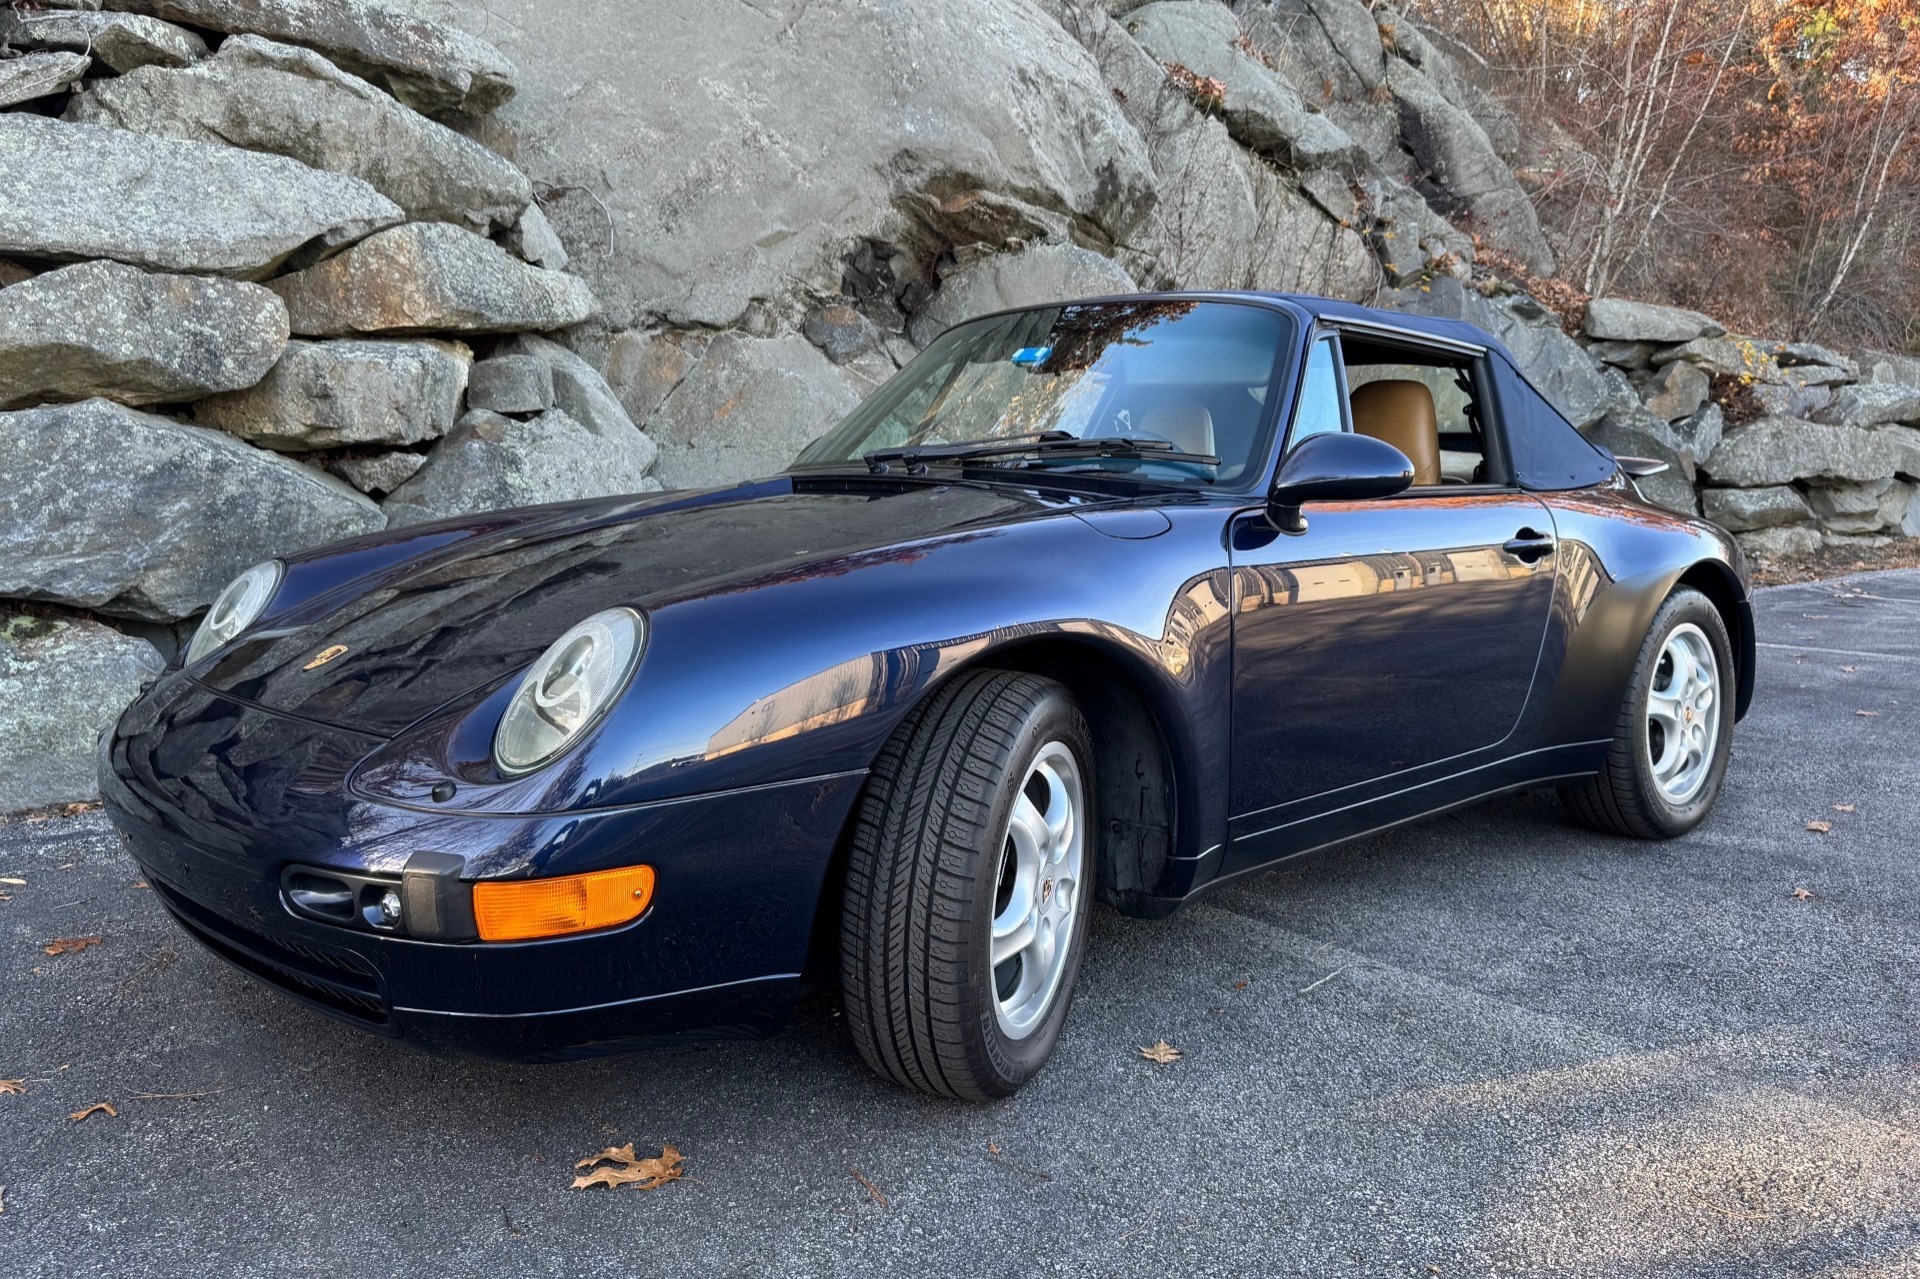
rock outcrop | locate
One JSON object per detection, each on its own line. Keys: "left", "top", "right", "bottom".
{"left": 0, "top": 114, "right": 402, "bottom": 277}
{"left": 268, "top": 222, "right": 599, "bottom": 335}
{"left": 69, "top": 37, "right": 531, "bottom": 229}
{"left": 192, "top": 338, "right": 470, "bottom": 450}
{"left": 0, "top": 613, "right": 164, "bottom": 814}
{"left": 0, "top": 261, "right": 289, "bottom": 408}
{"left": 0, "top": 400, "right": 385, "bottom": 621}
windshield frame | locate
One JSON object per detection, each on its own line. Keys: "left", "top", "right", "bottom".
{"left": 788, "top": 294, "right": 1302, "bottom": 496}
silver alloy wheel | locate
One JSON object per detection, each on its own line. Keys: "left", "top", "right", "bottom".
{"left": 1646, "top": 622, "right": 1720, "bottom": 804}
{"left": 989, "top": 741, "right": 1085, "bottom": 1040}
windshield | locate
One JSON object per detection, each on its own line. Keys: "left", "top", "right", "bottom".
{"left": 792, "top": 300, "right": 1294, "bottom": 487}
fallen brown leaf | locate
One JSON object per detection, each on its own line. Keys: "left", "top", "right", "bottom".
{"left": 0, "top": 1079, "right": 23, "bottom": 1096}
{"left": 130, "top": 881, "right": 150, "bottom": 891}
{"left": 570, "top": 1142, "right": 683, "bottom": 1191}
{"left": 0, "top": 877, "right": 24, "bottom": 886}
{"left": 1856, "top": 710, "right": 1881, "bottom": 717}
{"left": 1806, "top": 820, "right": 1833, "bottom": 834}
{"left": 1793, "top": 887, "right": 1816, "bottom": 901}
{"left": 987, "top": 1139, "right": 1001, "bottom": 1156}
{"left": 1233, "top": 980, "right": 1249, "bottom": 990}
{"left": 1834, "top": 804, "right": 1856, "bottom": 813}
{"left": 68, "top": 1102, "right": 117, "bottom": 1122}
{"left": 1841, "top": 666, "right": 1857, "bottom": 674}
{"left": 1138, "top": 1040, "right": 1182, "bottom": 1064}
{"left": 42, "top": 936, "right": 102, "bottom": 957}
{"left": 849, "top": 1167, "right": 890, "bottom": 1209}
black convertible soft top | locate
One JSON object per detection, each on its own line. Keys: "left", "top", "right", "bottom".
{"left": 1279, "top": 293, "right": 1620, "bottom": 493}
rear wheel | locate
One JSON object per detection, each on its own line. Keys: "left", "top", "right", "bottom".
{"left": 839, "top": 670, "right": 1094, "bottom": 1099}
{"left": 1560, "top": 587, "right": 1735, "bottom": 838}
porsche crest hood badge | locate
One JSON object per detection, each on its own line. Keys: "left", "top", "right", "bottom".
{"left": 303, "top": 644, "right": 349, "bottom": 671}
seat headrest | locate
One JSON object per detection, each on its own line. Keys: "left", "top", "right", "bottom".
{"left": 1137, "top": 402, "right": 1215, "bottom": 456}
{"left": 1349, "top": 379, "right": 1441, "bottom": 485}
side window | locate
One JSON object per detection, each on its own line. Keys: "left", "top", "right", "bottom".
{"left": 1286, "top": 336, "right": 1346, "bottom": 450}
{"left": 1346, "top": 356, "right": 1492, "bottom": 485}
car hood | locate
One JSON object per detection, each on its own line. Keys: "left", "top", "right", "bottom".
{"left": 196, "top": 475, "right": 1094, "bottom": 736}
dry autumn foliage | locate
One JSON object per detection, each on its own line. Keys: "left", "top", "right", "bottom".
{"left": 570, "top": 1142, "right": 684, "bottom": 1192}
{"left": 0, "top": 1080, "right": 24, "bottom": 1096}
{"left": 1793, "top": 887, "right": 1818, "bottom": 899}
{"left": 1807, "top": 818, "right": 1834, "bottom": 833}
{"left": 1416, "top": 0, "right": 1920, "bottom": 346}
{"left": 68, "top": 1102, "right": 117, "bottom": 1122}
{"left": 41, "top": 936, "right": 102, "bottom": 957}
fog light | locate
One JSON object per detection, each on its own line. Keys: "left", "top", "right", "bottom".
{"left": 472, "top": 865, "right": 655, "bottom": 942}
{"left": 369, "top": 888, "right": 403, "bottom": 929}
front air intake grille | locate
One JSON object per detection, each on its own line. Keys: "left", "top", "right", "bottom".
{"left": 150, "top": 879, "right": 393, "bottom": 1031}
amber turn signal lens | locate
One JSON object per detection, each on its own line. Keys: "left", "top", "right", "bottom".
{"left": 472, "top": 865, "right": 655, "bottom": 942}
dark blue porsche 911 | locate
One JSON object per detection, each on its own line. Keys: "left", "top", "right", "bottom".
{"left": 100, "top": 292, "right": 1753, "bottom": 1098}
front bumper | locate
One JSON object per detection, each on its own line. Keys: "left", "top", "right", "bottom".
{"left": 99, "top": 681, "right": 864, "bottom": 1062}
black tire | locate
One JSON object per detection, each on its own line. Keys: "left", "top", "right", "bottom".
{"left": 1559, "top": 586, "right": 1736, "bottom": 839}
{"left": 839, "top": 669, "right": 1095, "bottom": 1099}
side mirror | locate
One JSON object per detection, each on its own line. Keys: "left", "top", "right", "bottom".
{"left": 1267, "top": 432, "right": 1414, "bottom": 534}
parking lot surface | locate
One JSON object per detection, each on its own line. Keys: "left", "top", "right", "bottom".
{"left": 3, "top": 571, "right": 1918, "bottom": 1278}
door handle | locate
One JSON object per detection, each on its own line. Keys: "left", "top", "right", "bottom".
{"left": 1503, "top": 528, "right": 1556, "bottom": 561}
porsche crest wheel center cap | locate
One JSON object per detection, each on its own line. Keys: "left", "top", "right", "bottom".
{"left": 1041, "top": 878, "right": 1054, "bottom": 905}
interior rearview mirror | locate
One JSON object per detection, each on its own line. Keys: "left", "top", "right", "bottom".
{"left": 1268, "top": 432, "right": 1414, "bottom": 534}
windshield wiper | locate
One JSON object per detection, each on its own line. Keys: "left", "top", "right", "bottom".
{"left": 865, "top": 433, "right": 1219, "bottom": 472}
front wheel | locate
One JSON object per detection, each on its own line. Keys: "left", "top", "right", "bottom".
{"left": 839, "top": 670, "right": 1094, "bottom": 1099}
{"left": 1559, "top": 586, "right": 1735, "bottom": 838}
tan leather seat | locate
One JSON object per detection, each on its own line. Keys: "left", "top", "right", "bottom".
{"left": 1137, "top": 403, "right": 1215, "bottom": 456}
{"left": 1349, "top": 379, "right": 1442, "bottom": 485}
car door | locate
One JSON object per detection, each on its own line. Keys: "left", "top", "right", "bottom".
{"left": 1226, "top": 330, "right": 1558, "bottom": 867}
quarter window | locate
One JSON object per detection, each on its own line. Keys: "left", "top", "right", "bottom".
{"left": 1287, "top": 337, "right": 1346, "bottom": 449}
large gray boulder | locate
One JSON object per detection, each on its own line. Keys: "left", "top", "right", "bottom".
{"left": 466, "top": 355, "right": 554, "bottom": 415}
{"left": 1388, "top": 60, "right": 1556, "bottom": 275}
{"left": 1702, "top": 486, "right": 1813, "bottom": 533}
{"left": 70, "top": 37, "right": 531, "bottom": 230}
{"left": 1883, "top": 425, "right": 1920, "bottom": 480}
{"left": 639, "top": 333, "right": 863, "bottom": 489}
{"left": 1232, "top": 0, "right": 1403, "bottom": 165}
{"left": 0, "top": 8, "right": 206, "bottom": 72}
{"left": 1122, "top": 2, "right": 1361, "bottom": 168}
{"left": 1639, "top": 359, "right": 1711, "bottom": 422}
{"left": 446, "top": 0, "right": 1156, "bottom": 329}
{"left": 38, "top": 0, "right": 516, "bottom": 115}
{"left": 1584, "top": 298, "right": 1724, "bottom": 344}
{"left": 0, "top": 260, "right": 289, "bottom": 408}
{"left": 268, "top": 222, "right": 599, "bottom": 336}
{"left": 0, "top": 51, "right": 88, "bottom": 107}
{"left": 1385, "top": 277, "right": 1629, "bottom": 428}
{"left": 1805, "top": 479, "right": 1912, "bottom": 535}
{"left": 1815, "top": 381, "right": 1920, "bottom": 428}
{"left": 1585, "top": 406, "right": 1699, "bottom": 513}
{"left": 909, "top": 245, "right": 1136, "bottom": 347}
{"left": 0, "top": 399, "right": 384, "bottom": 621}
{"left": 1654, "top": 335, "right": 1782, "bottom": 382}
{"left": 0, "top": 115, "right": 402, "bottom": 278}
{"left": 383, "top": 409, "right": 658, "bottom": 526}
{"left": 192, "top": 338, "right": 470, "bottom": 450}
{"left": 1737, "top": 524, "right": 1822, "bottom": 561}
{"left": 1065, "top": 7, "right": 1374, "bottom": 295}
{"left": 0, "top": 614, "right": 164, "bottom": 814}
{"left": 497, "top": 334, "right": 656, "bottom": 462}
{"left": 330, "top": 450, "right": 427, "bottom": 497}
{"left": 1701, "top": 417, "right": 1903, "bottom": 488}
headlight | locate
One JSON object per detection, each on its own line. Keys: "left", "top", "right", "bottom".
{"left": 493, "top": 608, "right": 645, "bottom": 775}
{"left": 183, "top": 560, "right": 283, "bottom": 666}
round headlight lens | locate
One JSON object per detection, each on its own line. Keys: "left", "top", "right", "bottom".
{"left": 183, "top": 560, "right": 283, "bottom": 666}
{"left": 493, "top": 608, "right": 645, "bottom": 775}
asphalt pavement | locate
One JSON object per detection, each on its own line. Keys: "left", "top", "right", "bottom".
{"left": 3, "top": 571, "right": 1918, "bottom": 1278}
